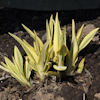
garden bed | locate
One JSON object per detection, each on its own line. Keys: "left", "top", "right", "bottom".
{"left": 0, "top": 8, "right": 100, "bottom": 100}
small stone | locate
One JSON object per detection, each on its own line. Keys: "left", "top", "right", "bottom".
{"left": 13, "top": 31, "right": 24, "bottom": 39}
{"left": 66, "top": 26, "right": 72, "bottom": 33}
{"left": 94, "top": 93, "right": 100, "bottom": 99}
{"left": 24, "top": 35, "right": 30, "bottom": 41}
{"left": 92, "top": 36, "right": 99, "bottom": 41}
{"left": 97, "top": 55, "right": 100, "bottom": 61}
{"left": 55, "top": 96, "right": 64, "bottom": 100}
{"left": 41, "top": 33, "right": 46, "bottom": 41}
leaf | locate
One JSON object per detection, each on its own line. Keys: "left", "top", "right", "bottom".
{"left": 62, "top": 25, "right": 66, "bottom": 45}
{"left": 34, "top": 30, "right": 43, "bottom": 52}
{"left": 22, "top": 24, "right": 43, "bottom": 51}
{"left": 4, "top": 57, "right": 17, "bottom": 74}
{"left": 77, "top": 58, "right": 85, "bottom": 74}
{"left": 24, "top": 57, "right": 31, "bottom": 80}
{"left": 57, "top": 45, "right": 67, "bottom": 57}
{"left": 79, "top": 28, "right": 99, "bottom": 51}
{"left": 0, "top": 65, "right": 31, "bottom": 87}
{"left": 14, "top": 46, "right": 23, "bottom": 75}
{"left": 53, "top": 12, "right": 62, "bottom": 55}
{"left": 1, "top": 62, "right": 9, "bottom": 69}
{"left": 9, "top": 33, "right": 38, "bottom": 63}
{"left": 23, "top": 40, "right": 37, "bottom": 54}
{"left": 45, "top": 62, "right": 52, "bottom": 72}
{"left": 42, "top": 46, "right": 53, "bottom": 72}
{"left": 72, "top": 19, "right": 78, "bottom": 58}
{"left": 0, "top": 65, "right": 25, "bottom": 84}
{"left": 49, "top": 14, "right": 53, "bottom": 37}
{"left": 46, "top": 19, "right": 51, "bottom": 41}
{"left": 58, "top": 55, "right": 62, "bottom": 66}
{"left": 48, "top": 45, "right": 54, "bottom": 60}
{"left": 12, "top": 57, "right": 21, "bottom": 75}
{"left": 38, "top": 39, "right": 50, "bottom": 70}
{"left": 76, "top": 24, "right": 84, "bottom": 45}
{"left": 53, "top": 65, "right": 67, "bottom": 71}
{"left": 73, "top": 57, "right": 78, "bottom": 66}
{"left": 28, "top": 59, "right": 37, "bottom": 71}
{"left": 71, "top": 19, "right": 76, "bottom": 44}
{"left": 48, "top": 15, "right": 53, "bottom": 49}
{"left": 33, "top": 32, "right": 40, "bottom": 55}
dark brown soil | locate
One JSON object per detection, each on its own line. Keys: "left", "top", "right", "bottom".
{"left": 0, "top": 8, "right": 100, "bottom": 100}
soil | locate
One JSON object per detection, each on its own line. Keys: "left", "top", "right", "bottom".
{"left": 0, "top": 8, "right": 100, "bottom": 100}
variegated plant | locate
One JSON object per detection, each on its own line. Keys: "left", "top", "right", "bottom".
{"left": 0, "top": 12, "right": 99, "bottom": 84}
{"left": 8, "top": 25, "right": 60, "bottom": 81}
{"left": 46, "top": 13, "right": 99, "bottom": 76}
{"left": 0, "top": 46, "right": 32, "bottom": 87}
{"left": 65, "top": 19, "right": 99, "bottom": 74}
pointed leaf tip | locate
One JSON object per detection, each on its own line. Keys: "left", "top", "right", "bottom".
{"left": 77, "top": 58, "right": 85, "bottom": 74}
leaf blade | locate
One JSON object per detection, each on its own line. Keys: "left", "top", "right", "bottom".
{"left": 79, "top": 28, "right": 99, "bottom": 51}
{"left": 53, "top": 65, "right": 67, "bottom": 71}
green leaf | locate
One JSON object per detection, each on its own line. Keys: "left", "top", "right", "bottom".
{"left": 42, "top": 46, "right": 53, "bottom": 72}
{"left": 4, "top": 57, "right": 17, "bottom": 74}
{"left": 71, "top": 19, "right": 76, "bottom": 44}
{"left": 22, "top": 24, "right": 43, "bottom": 51}
{"left": 12, "top": 57, "right": 22, "bottom": 75}
{"left": 48, "top": 15, "right": 53, "bottom": 50}
{"left": 28, "top": 59, "right": 37, "bottom": 71}
{"left": 14, "top": 46, "right": 23, "bottom": 75}
{"left": 9, "top": 33, "right": 38, "bottom": 63}
{"left": 24, "top": 57, "right": 31, "bottom": 80}
{"left": 49, "top": 14, "right": 53, "bottom": 37}
{"left": 79, "top": 28, "right": 99, "bottom": 51}
{"left": 46, "top": 19, "right": 51, "bottom": 41}
{"left": 53, "top": 12, "right": 62, "bottom": 55}
{"left": 33, "top": 33, "right": 40, "bottom": 55}
{"left": 0, "top": 64, "right": 31, "bottom": 87}
{"left": 77, "top": 58, "right": 85, "bottom": 74}
{"left": 62, "top": 25, "right": 66, "bottom": 45}
{"left": 53, "top": 65, "right": 67, "bottom": 71}
{"left": 57, "top": 45, "right": 67, "bottom": 57}
{"left": 23, "top": 40, "right": 37, "bottom": 54}
{"left": 72, "top": 19, "right": 78, "bottom": 59}
{"left": 76, "top": 24, "right": 84, "bottom": 45}
{"left": 38, "top": 39, "right": 50, "bottom": 70}
{"left": 45, "top": 62, "right": 52, "bottom": 73}
{"left": 34, "top": 30, "right": 43, "bottom": 52}
{"left": 0, "top": 65, "right": 26, "bottom": 85}
{"left": 1, "top": 62, "right": 8, "bottom": 69}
